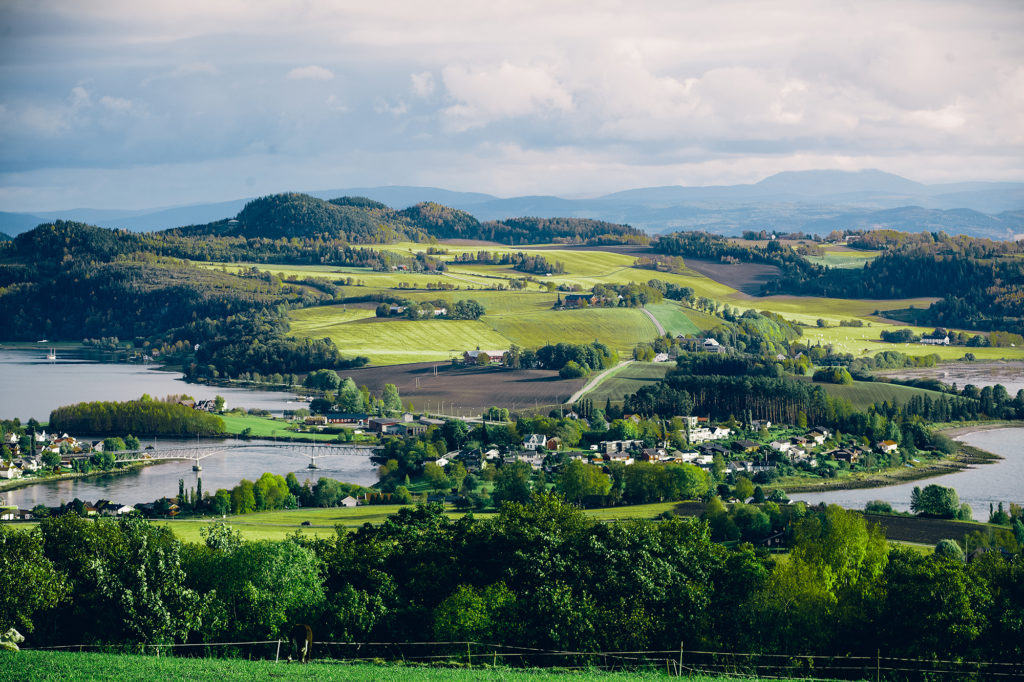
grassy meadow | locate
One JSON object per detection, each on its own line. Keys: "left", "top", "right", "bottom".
{"left": 793, "top": 376, "right": 948, "bottom": 410}
{"left": 0, "top": 650, "right": 760, "bottom": 682}
{"left": 582, "top": 362, "right": 672, "bottom": 405}
{"left": 144, "top": 501, "right": 688, "bottom": 543}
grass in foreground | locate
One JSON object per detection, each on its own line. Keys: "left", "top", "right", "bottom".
{"left": 2, "top": 651, "right": 746, "bottom": 682}
{"left": 149, "top": 502, "right": 684, "bottom": 543}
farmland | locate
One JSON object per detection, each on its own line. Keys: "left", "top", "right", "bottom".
{"left": 338, "top": 361, "right": 585, "bottom": 414}
{"left": 195, "top": 242, "right": 1024, "bottom": 366}
{"left": 485, "top": 307, "right": 658, "bottom": 354}
{"left": 289, "top": 311, "right": 512, "bottom": 365}
{"left": 582, "top": 362, "right": 672, "bottom": 405}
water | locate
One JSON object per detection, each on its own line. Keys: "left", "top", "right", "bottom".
{"left": 877, "top": 361, "right": 1024, "bottom": 395}
{"left": 0, "top": 348, "right": 308, "bottom": 421}
{"left": 791, "top": 428, "right": 1024, "bottom": 513}
{"left": 1, "top": 439, "right": 379, "bottom": 508}
{"left": 0, "top": 348, "right": 379, "bottom": 507}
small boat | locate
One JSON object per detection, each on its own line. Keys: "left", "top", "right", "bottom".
{"left": 46, "top": 348, "right": 56, "bottom": 361}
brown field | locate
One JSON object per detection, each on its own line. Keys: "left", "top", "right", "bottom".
{"left": 339, "top": 362, "right": 586, "bottom": 416}
{"left": 681, "top": 258, "right": 781, "bottom": 295}
{"left": 862, "top": 513, "right": 988, "bottom": 546}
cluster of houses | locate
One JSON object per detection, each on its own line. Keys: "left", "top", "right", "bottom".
{"left": 0, "top": 497, "right": 135, "bottom": 521}
{"left": 0, "top": 431, "right": 103, "bottom": 480}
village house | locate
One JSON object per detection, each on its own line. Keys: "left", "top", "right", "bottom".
{"left": 599, "top": 439, "right": 644, "bottom": 455}
{"left": 523, "top": 434, "right": 547, "bottom": 451}
{"left": 831, "top": 447, "right": 863, "bottom": 464}
{"left": 688, "top": 426, "right": 731, "bottom": 444}
{"left": 735, "top": 439, "right": 760, "bottom": 454}
{"left": 877, "top": 440, "right": 899, "bottom": 454}
{"left": 808, "top": 429, "right": 830, "bottom": 445}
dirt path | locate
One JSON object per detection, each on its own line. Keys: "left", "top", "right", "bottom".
{"left": 641, "top": 307, "right": 665, "bottom": 336}
{"left": 569, "top": 360, "right": 634, "bottom": 404}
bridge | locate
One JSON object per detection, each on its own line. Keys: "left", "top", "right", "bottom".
{"left": 100, "top": 442, "right": 381, "bottom": 471}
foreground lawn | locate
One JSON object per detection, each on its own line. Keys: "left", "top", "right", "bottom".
{"left": 149, "top": 502, "right": 686, "bottom": 543}
{"left": 1, "top": 651, "right": 747, "bottom": 682}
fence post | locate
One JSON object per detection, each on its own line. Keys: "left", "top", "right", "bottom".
{"left": 876, "top": 648, "right": 880, "bottom": 682}
{"left": 276, "top": 639, "right": 281, "bottom": 663}
{"left": 467, "top": 642, "right": 472, "bottom": 668}
{"left": 679, "top": 640, "right": 683, "bottom": 677}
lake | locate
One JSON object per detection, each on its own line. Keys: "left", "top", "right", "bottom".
{"left": 0, "top": 348, "right": 379, "bottom": 507}
{"left": 791, "top": 428, "right": 1024, "bottom": 514}
{"left": 1, "top": 438, "right": 380, "bottom": 508}
{"left": 0, "top": 348, "right": 309, "bottom": 421}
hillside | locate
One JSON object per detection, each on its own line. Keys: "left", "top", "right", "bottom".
{"left": 10, "top": 170, "right": 1020, "bottom": 238}
{"left": 161, "top": 193, "right": 643, "bottom": 245}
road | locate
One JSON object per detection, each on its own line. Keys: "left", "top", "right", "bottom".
{"left": 568, "top": 360, "right": 634, "bottom": 404}
{"left": 641, "top": 306, "right": 666, "bottom": 336}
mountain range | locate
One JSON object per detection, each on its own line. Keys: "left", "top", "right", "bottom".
{"left": 2, "top": 169, "right": 1022, "bottom": 240}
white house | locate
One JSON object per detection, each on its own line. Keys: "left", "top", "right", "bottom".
{"left": 523, "top": 434, "right": 547, "bottom": 451}
{"left": 340, "top": 496, "right": 359, "bottom": 508}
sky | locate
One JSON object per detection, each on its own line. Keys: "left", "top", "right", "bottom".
{"left": 1, "top": 0, "right": 1022, "bottom": 211}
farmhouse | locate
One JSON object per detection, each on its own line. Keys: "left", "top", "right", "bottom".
{"left": 877, "top": 440, "right": 899, "bottom": 454}
{"left": 463, "top": 349, "right": 507, "bottom": 365}
{"left": 340, "top": 496, "right": 359, "bottom": 507}
{"left": 920, "top": 336, "right": 950, "bottom": 345}
{"left": 702, "top": 338, "right": 724, "bottom": 353}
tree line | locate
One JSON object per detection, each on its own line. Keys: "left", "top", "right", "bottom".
{"left": 2, "top": 498, "right": 1022, "bottom": 664}
{"left": 49, "top": 396, "right": 224, "bottom": 437}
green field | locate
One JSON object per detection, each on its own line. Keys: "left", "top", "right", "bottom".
{"left": 211, "top": 244, "right": 1024, "bottom": 365}
{"left": 794, "top": 376, "right": 948, "bottom": 410}
{"left": 800, "top": 323, "right": 1024, "bottom": 361}
{"left": 146, "top": 502, "right": 685, "bottom": 543}
{"left": 217, "top": 413, "right": 347, "bottom": 441}
{"left": 290, "top": 311, "right": 512, "bottom": 365}
{"left": 0, "top": 651, "right": 756, "bottom": 682}
{"left": 644, "top": 302, "right": 700, "bottom": 336}
{"left": 485, "top": 307, "right": 658, "bottom": 354}
{"left": 582, "top": 362, "right": 672, "bottom": 404}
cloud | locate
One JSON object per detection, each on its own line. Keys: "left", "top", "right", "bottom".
{"left": 286, "top": 65, "right": 334, "bottom": 81}
{"left": 100, "top": 96, "right": 132, "bottom": 112}
{"left": 441, "top": 62, "right": 573, "bottom": 131}
{"left": 142, "top": 62, "right": 219, "bottom": 86}
{"left": 1, "top": 0, "right": 1022, "bottom": 210}
{"left": 410, "top": 72, "right": 434, "bottom": 97}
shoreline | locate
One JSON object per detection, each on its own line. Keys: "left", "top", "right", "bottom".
{"left": 0, "top": 460, "right": 157, "bottom": 496}
{"left": 775, "top": 422, "right": 1019, "bottom": 495}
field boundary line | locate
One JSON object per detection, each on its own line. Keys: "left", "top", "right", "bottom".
{"left": 569, "top": 360, "right": 634, "bottom": 404}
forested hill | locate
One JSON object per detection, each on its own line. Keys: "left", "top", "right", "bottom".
{"left": 161, "top": 193, "right": 644, "bottom": 245}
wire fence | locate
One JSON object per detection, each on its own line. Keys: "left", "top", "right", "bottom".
{"left": 21, "top": 640, "right": 1024, "bottom": 680}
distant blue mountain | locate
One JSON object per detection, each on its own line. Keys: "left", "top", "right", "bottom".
{"left": 4, "top": 170, "right": 1021, "bottom": 239}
